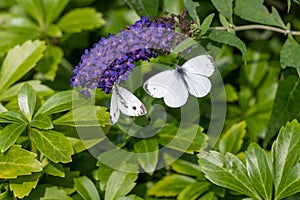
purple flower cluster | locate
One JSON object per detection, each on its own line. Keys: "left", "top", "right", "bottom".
{"left": 71, "top": 16, "right": 185, "bottom": 95}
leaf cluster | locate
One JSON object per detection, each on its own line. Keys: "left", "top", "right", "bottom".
{"left": 0, "top": 0, "right": 299, "bottom": 199}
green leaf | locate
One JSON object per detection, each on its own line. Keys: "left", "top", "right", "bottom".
{"left": 125, "top": 0, "right": 159, "bottom": 18}
{"left": 0, "top": 145, "right": 42, "bottom": 179}
{"left": 246, "top": 144, "right": 273, "bottom": 200}
{"left": 0, "top": 187, "right": 12, "bottom": 200}
{"left": 159, "top": 124, "right": 207, "bottom": 154}
{"left": 200, "top": 13, "right": 215, "bottom": 36}
{"left": 288, "top": 0, "right": 291, "bottom": 12}
{"left": 210, "top": 0, "right": 233, "bottom": 21}
{"left": 134, "top": 138, "right": 158, "bottom": 173}
{"left": 41, "top": 186, "right": 72, "bottom": 200}
{"left": 234, "top": 0, "right": 286, "bottom": 28}
{"left": 198, "top": 191, "right": 217, "bottom": 200}
{"left": 293, "top": 0, "right": 300, "bottom": 4}
{"left": 105, "top": 170, "right": 138, "bottom": 200}
{"left": 46, "top": 25, "right": 62, "bottom": 38}
{"left": 0, "top": 111, "right": 27, "bottom": 123}
{"left": 171, "top": 38, "right": 198, "bottom": 54}
{"left": 264, "top": 76, "right": 300, "bottom": 146}
{"left": 0, "top": 31, "right": 22, "bottom": 54}
{"left": 30, "top": 114, "right": 53, "bottom": 130}
{"left": 0, "top": 40, "right": 46, "bottom": 92}
{"left": 236, "top": 59, "right": 279, "bottom": 139}
{"left": 237, "top": 86, "right": 251, "bottom": 110}
{"left": 32, "top": 129, "right": 73, "bottom": 163}
{"left": 39, "top": 168, "right": 79, "bottom": 195}
{"left": 178, "top": 182, "right": 211, "bottom": 200}
{"left": 207, "top": 182, "right": 226, "bottom": 198}
{"left": 2, "top": 15, "right": 40, "bottom": 35}
{"left": 198, "top": 151, "right": 262, "bottom": 199}
{"left": 98, "top": 151, "right": 138, "bottom": 175}
{"left": 245, "top": 97, "right": 277, "bottom": 140}
{"left": 280, "top": 36, "right": 300, "bottom": 71}
{"left": 9, "top": 173, "right": 41, "bottom": 198}
{"left": 36, "top": 90, "right": 73, "bottom": 115}
{"left": 208, "top": 30, "right": 247, "bottom": 63}
{"left": 0, "top": 80, "right": 54, "bottom": 102}
{"left": 0, "top": 123, "right": 27, "bottom": 153}
{"left": 74, "top": 176, "right": 100, "bottom": 200}
{"left": 241, "top": 50, "right": 269, "bottom": 88}
{"left": 68, "top": 135, "right": 105, "bottom": 154}
{"left": 275, "top": 163, "right": 300, "bottom": 199}
{"left": 164, "top": 154, "right": 204, "bottom": 179}
{"left": 272, "top": 120, "right": 300, "bottom": 199}
{"left": 57, "top": 8, "right": 105, "bottom": 33}
{"left": 210, "top": 182, "right": 226, "bottom": 198}
{"left": 0, "top": 103, "right": 7, "bottom": 113}
{"left": 18, "top": 83, "right": 36, "bottom": 121}
{"left": 183, "top": 0, "right": 200, "bottom": 24}
{"left": 35, "top": 45, "right": 64, "bottom": 81}
{"left": 225, "top": 84, "right": 238, "bottom": 102}
{"left": 44, "top": 162, "right": 65, "bottom": 178}
{"left": 43, "top": 0, "right": 69, "bottom": 24}
{"left": 148, "top": 174, "right": 196, "bottom": 197}
{"left": 17, "top": 0, "right": 44, "bottom": 26}
{"left": 160, "top": 3, "right": 181, "bottom": 17}
{"left": 219, "top": 14, "right": 233, "bottom": 32}
{"left": 53, "top": 106, "right": 110, "bottom": 127}
{"left": 118, "top": 195, "right": 143, "bottom": 200}
{"left": 95, "top": 162, "right": 114, "bottom": 191}
{"left": 271, "top": 7, "right": 286, "bottom": 28}
{"left": 218, "top": 121, "right": 246, "bottom": 154}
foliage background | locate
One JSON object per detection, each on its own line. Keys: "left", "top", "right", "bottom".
{"left": 0, "top": 0, "right": 300, "bottom": 199}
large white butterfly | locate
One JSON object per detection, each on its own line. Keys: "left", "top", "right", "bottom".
{"left": 110, "top": 85, "right": 147, "bottom": 125}
{"left": 143, "top": 55, "right": 215, "bottom": 108}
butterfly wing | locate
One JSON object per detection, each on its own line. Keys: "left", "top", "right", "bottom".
{"left": 181, "top": 55, "right": 214, "bottom": 98}
{"left": 144, "top": 70, "right": 176, "bottom": 98}
{"left": 110, "top": 86, "right": 120, "bottom": 125}
{"left": 163, "top": 72, "right": 189, "bottom": 108}
{"left": 144, "top": 70, "right": 189, "bottom": 108}
{"left": 184, "top": 72, "right": 212, "bottom": 98}
{"left": 116, "top": 86, "right": 147, "bottom": 116}
{"left": 182, "top": 55, "right": 215, "bottom": 77}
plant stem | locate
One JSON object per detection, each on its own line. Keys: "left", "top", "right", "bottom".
{"left": 209, "top": 24, "right": 300, "bottom": 36}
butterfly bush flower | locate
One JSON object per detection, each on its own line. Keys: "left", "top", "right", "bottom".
{"left": 71, "top": 11, "right": 195, "bottom": 95}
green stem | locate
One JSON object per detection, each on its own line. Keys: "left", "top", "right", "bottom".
{"left": 209, "top": 24, "right": 300, "bottom": 36}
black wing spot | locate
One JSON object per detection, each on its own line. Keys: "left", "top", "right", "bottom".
{"left": 132, "top": 106, "right": 137, "bottom": 110}
{"left": 140, "top": 105, "right": 146, "bottom": 114}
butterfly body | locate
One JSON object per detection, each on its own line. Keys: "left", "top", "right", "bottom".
{"left": 144, "top": 55, "right": 215, "bottom": 108}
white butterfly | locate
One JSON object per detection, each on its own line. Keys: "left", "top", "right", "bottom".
{"left": 143, "top": 55, "right": 215, "bottom": 108}
{"left": 110, "top": 85, "right": 147, "bottom": 125}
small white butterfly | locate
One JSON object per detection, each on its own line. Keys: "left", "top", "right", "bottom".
{"left": 143, "top": 55, "right": 215, "bottom": 108}
{"left": 110, "top": 85, "right": 147, "bottom": 125}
